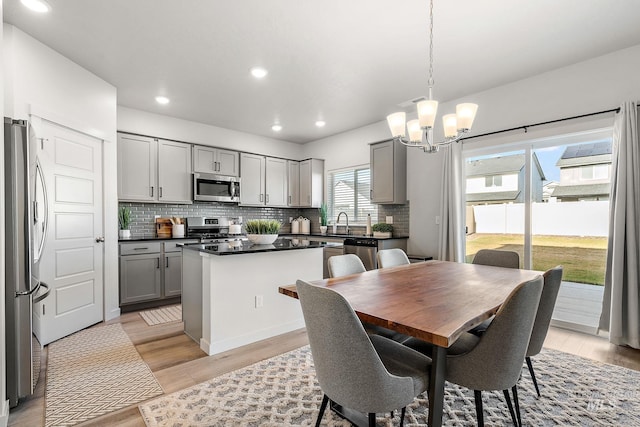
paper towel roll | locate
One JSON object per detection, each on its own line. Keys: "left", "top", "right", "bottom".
{"left": 366, "top": 214, "right": 372, "bottom": 236}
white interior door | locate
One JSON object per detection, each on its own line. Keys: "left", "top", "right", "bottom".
{"left": 32, "top": 120, "right": 104, "bottom": 345}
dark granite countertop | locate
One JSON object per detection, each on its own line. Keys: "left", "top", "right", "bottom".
{"left": 282, "top": 233, "right": 409, "bottom": 240}
{"left": 181, "top": 237, "right": 340, "bottom": 256}
{"left": 118, "top": 235, "right": 200, "bottom": 242}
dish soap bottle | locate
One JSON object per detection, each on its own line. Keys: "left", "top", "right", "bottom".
{"left": 366, "top": 214, "right": 372, "bottom": 237}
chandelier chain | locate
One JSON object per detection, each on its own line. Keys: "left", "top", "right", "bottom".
{"left": 428, "top": 0, "right": 434, "bottom": 89}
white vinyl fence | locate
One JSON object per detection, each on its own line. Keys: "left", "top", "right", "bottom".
{"left": 472, "top": 201, "right": 609, "bottom": 237}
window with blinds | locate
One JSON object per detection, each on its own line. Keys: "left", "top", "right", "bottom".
{"left": 327, "top": 167, "right": 377, "bottom": 224}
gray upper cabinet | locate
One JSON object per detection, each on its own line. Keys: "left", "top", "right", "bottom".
{"left": 287, "top": 160, "right": 300, "bottom": 207}
{"left": 370, "top": 140, "right": 406, "bottom": 204}
{"left": 117, "top": 134, "right": 157, "bottom": 202}
{"left": 192, "top": 145, "right": 239, "bottom": 177}
{"left": 239, "top": 153, "right": 288, "bottom": 207}
{"left": 299, "top": 159, "right": 324, "bottom": 208}
{"left": 118, "top": 133, "right": 192, "bottom": 203}
{"left": 158, "top": 139, "right": 192, "bottom": 203}
{"left": 239, "top": 152, "right": 265, "bottom": 205}
{"left": 265, "top": 157, "right": 288, "bottom": 207}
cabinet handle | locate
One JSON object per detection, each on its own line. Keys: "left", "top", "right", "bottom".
{"left": 288, "top": 195, "right": 291, "bottom": 204}
{"left": 308, "top": 195, "right": 311, "bottom": 204}
{"left": 266, "top": 194, "right": 269, "bottom": 203}
{"left": 260, "top": 194, "right": 263, "bottom": 202}
{"left": 370, "top": 189, "right": 373, "bottom": 199}
{"left": 216, "top": 161, "right": 220, "bottom": 171}
{"left": 159, "top": 187, "right": 163, "bottom": 198}
{"left": 156, "top": 257, "right": 160, "bottom": 269}
{"left": 150, "top": 186, "right": 154, "bottom": 197}
{"left": 133, "top": 247, "right": 149, "bottom": 250}
{"left": 166, "top": 257, "right": 169, "bottom": 268}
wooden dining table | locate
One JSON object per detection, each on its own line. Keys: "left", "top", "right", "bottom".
{"left": 278, "top": 260, "right": 542, "bottom": 427}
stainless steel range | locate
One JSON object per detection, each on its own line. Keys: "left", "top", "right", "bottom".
{"left": 185, "top": 217, "right": 246, "bottom": 243}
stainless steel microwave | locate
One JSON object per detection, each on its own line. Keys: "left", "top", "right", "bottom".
{"left": 193, "top": 172, "right": 240, "bottom": 202}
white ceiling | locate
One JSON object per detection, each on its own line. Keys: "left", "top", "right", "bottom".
{"left": 4, "top": 0, "right": 640, "bottom": 144}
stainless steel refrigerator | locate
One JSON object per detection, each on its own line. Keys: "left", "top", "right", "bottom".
{"left": 4, "top": 117, "right": 50, "bottom": 407}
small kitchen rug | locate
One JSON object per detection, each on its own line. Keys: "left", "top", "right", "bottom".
{"left": 45, "top": 323, "right": 163, "bottom": 427}
{"left": 140, "top": 304, "right": 182, "bottom": 326}
{"left": 139, "top": 345, "right": 640, "bottom": 426}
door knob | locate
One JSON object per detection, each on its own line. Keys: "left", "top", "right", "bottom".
{"left": 95, "top": 237, "right": 105, "bottom": 243}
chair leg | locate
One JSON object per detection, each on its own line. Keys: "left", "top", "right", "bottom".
{"left": 474, "top": 390, "right": 484, "bottom": 427}
{"left": 400, "top": 407, "right": 406, "bottom": 427}
{"left": 315, "top": 394, "right": 329, "bottom": 427}
{"left": 526, "top": 356, "right": 541, "bottom": 397}
{"left": 512, "top": 385, "right": 522, "bottom": 427}
{"left": 368, "top": 412, "right": 376, "bottom": 427}
{"left": 503, "top": 389, "right": 518, "bottom": 427}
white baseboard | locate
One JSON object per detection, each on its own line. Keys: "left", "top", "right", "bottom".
{"left": 201, "top": 319, "right": 306, "bottom": 356}
{"left": 0, "top": 399, "right": 9, "bottom": 427}
{"left": 105, "top": 307, "right": 121, "bottom": 322}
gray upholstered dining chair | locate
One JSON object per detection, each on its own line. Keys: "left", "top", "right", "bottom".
{"left": 296, "top": 280, "right": 431, "bottom": 427}
{"left": 525, "top": 265, "right": 563, "bottom": 397}
{"left": 328, "top": 253, "right": 409, "bottom": 343}
{"left": 468, "top": 248, "right": 521, "bottom": 335}
{"left": 404, "top": 276, "right": 543, "bottom": 426}
{"left": 327, "top": 253, "right": 365, "bottom": 278}
{"left": 377, "top": 248, "right": 410, "bottom": 268}
{"left": 472, "top": 248, "right": 520, "bottom": 269}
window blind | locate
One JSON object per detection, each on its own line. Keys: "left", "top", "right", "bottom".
{"left": 327, "top": 167, "right": 377, "bottom": 223}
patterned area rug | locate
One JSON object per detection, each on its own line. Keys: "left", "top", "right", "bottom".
{"left": 139, "top": 345, "right": 640, "bottom": 426}
{"left": 45, "top": 323, "right": 164, "bottom": 427}
{"left": 140, "top": 304, "right": 182, "bottom": 326}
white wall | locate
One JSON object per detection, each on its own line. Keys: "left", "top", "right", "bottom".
{"left": 302, "top": 43, "right": 640, "bottom": 258}
{"left": 117, "top": 107, "right": 304, "bottom": 160}
{"left": 3, "top": 25, "right": 120, "bottom": 321}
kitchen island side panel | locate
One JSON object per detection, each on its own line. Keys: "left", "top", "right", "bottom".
{"left": 197, "top": 248, "right": 322, "bottom": 355}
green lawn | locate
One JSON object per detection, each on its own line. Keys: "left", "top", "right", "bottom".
{"left": 465, "top": 234, "right": 608, "bottom": 286}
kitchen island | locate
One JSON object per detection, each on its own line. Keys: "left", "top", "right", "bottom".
{"left": 181, "top": 238, "right": 327, "bottom": 355}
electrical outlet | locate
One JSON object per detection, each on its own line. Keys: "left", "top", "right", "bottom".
{"left": 385, "top": 216, "right": 394, "bottom": 224}
{"left": 255, "top": 295, "right": 264, "bottom": 308}
{"left": 154, "top": 215, "right": 161, "bottom": 219}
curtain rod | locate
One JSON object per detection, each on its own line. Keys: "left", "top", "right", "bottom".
{"left": 460, "top": 107, "right": 621, "bottom": 142}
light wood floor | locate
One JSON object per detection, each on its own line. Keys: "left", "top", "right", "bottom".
{"left": 8, "top": 310, "right": 640, "bottom": 427}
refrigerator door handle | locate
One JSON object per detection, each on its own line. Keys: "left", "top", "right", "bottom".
{"left": 32, "top": 281, "right": 50, "bottom": 304}
{"left": 15, "top": 279, "right": 41, "bottom": 297}
{"left": 34, "top": 160, "right": 49, "bottom": 263}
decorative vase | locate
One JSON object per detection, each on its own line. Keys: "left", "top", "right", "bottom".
{"left": 119, "top": 229, "right": 131, "bottom": 239}
{"left": 247, "top": 234, "right": 279, "bottom": 245}
{"left": 319, "top": 226, "right": 328, "bottom": 235}
{"left": 172, "top": 224, "right": 185, "bottom": 238}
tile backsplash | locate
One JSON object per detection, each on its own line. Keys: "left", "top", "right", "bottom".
{"left": 120, "top": 201, "right": 409, "bottom": 237}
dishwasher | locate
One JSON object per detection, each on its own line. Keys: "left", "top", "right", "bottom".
{"left": 343, "top": 238, "right": 379, "bottom": 270}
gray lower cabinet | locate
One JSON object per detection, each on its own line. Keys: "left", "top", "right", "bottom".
{"left": 119, "top": 240, "right": 196, "bottom": 306}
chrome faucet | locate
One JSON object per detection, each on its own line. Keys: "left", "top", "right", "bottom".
{"left": 336, "top": 211, "right": 349, "bottom": 235}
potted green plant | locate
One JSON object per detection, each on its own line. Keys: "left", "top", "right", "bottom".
{"left": 245, "top": 219, "right": 282, "bottom": 244}
{"left": 118, "top": 206, "right": 132, "bottom": 238}
{"left": 318, "top": 203, "right": 328, "bottom": 234}
{"left": 372, "top": 223, "right": 393, "bottom": 238}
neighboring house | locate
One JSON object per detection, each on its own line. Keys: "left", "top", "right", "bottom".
{"left": 465, "top": 153, "right": 546, "bottom": 205}
{"left": 543, "top": 181, "right": 559, "bottom": 202}
{"left": 551, "top": 141, "right": 611, "bottom": 202}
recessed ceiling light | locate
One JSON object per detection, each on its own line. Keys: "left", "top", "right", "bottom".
{"left": 21, "top": 0, "right": 51, "bottom": 13}
{"left": 251, "top": 67, "right": 268, "bottom": 79}
{"left": 155, "top": 96, "right": 170, "bottom": 105}
{"left": 315, "top": 120, "right": 326, "bottom": 128}
{"left": 271, "top": 124, "right": 282, "bottom": 132}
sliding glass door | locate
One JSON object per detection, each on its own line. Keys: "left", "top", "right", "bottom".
{"left": 464, "top": 130, "right": 612, "bottom": 331}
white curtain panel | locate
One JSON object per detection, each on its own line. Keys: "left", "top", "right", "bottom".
{"left": 438, "top": 142, "right": 464, "bottom": 262}
{"left": 599, "top": 101, "right": 640, "bottom": 349}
